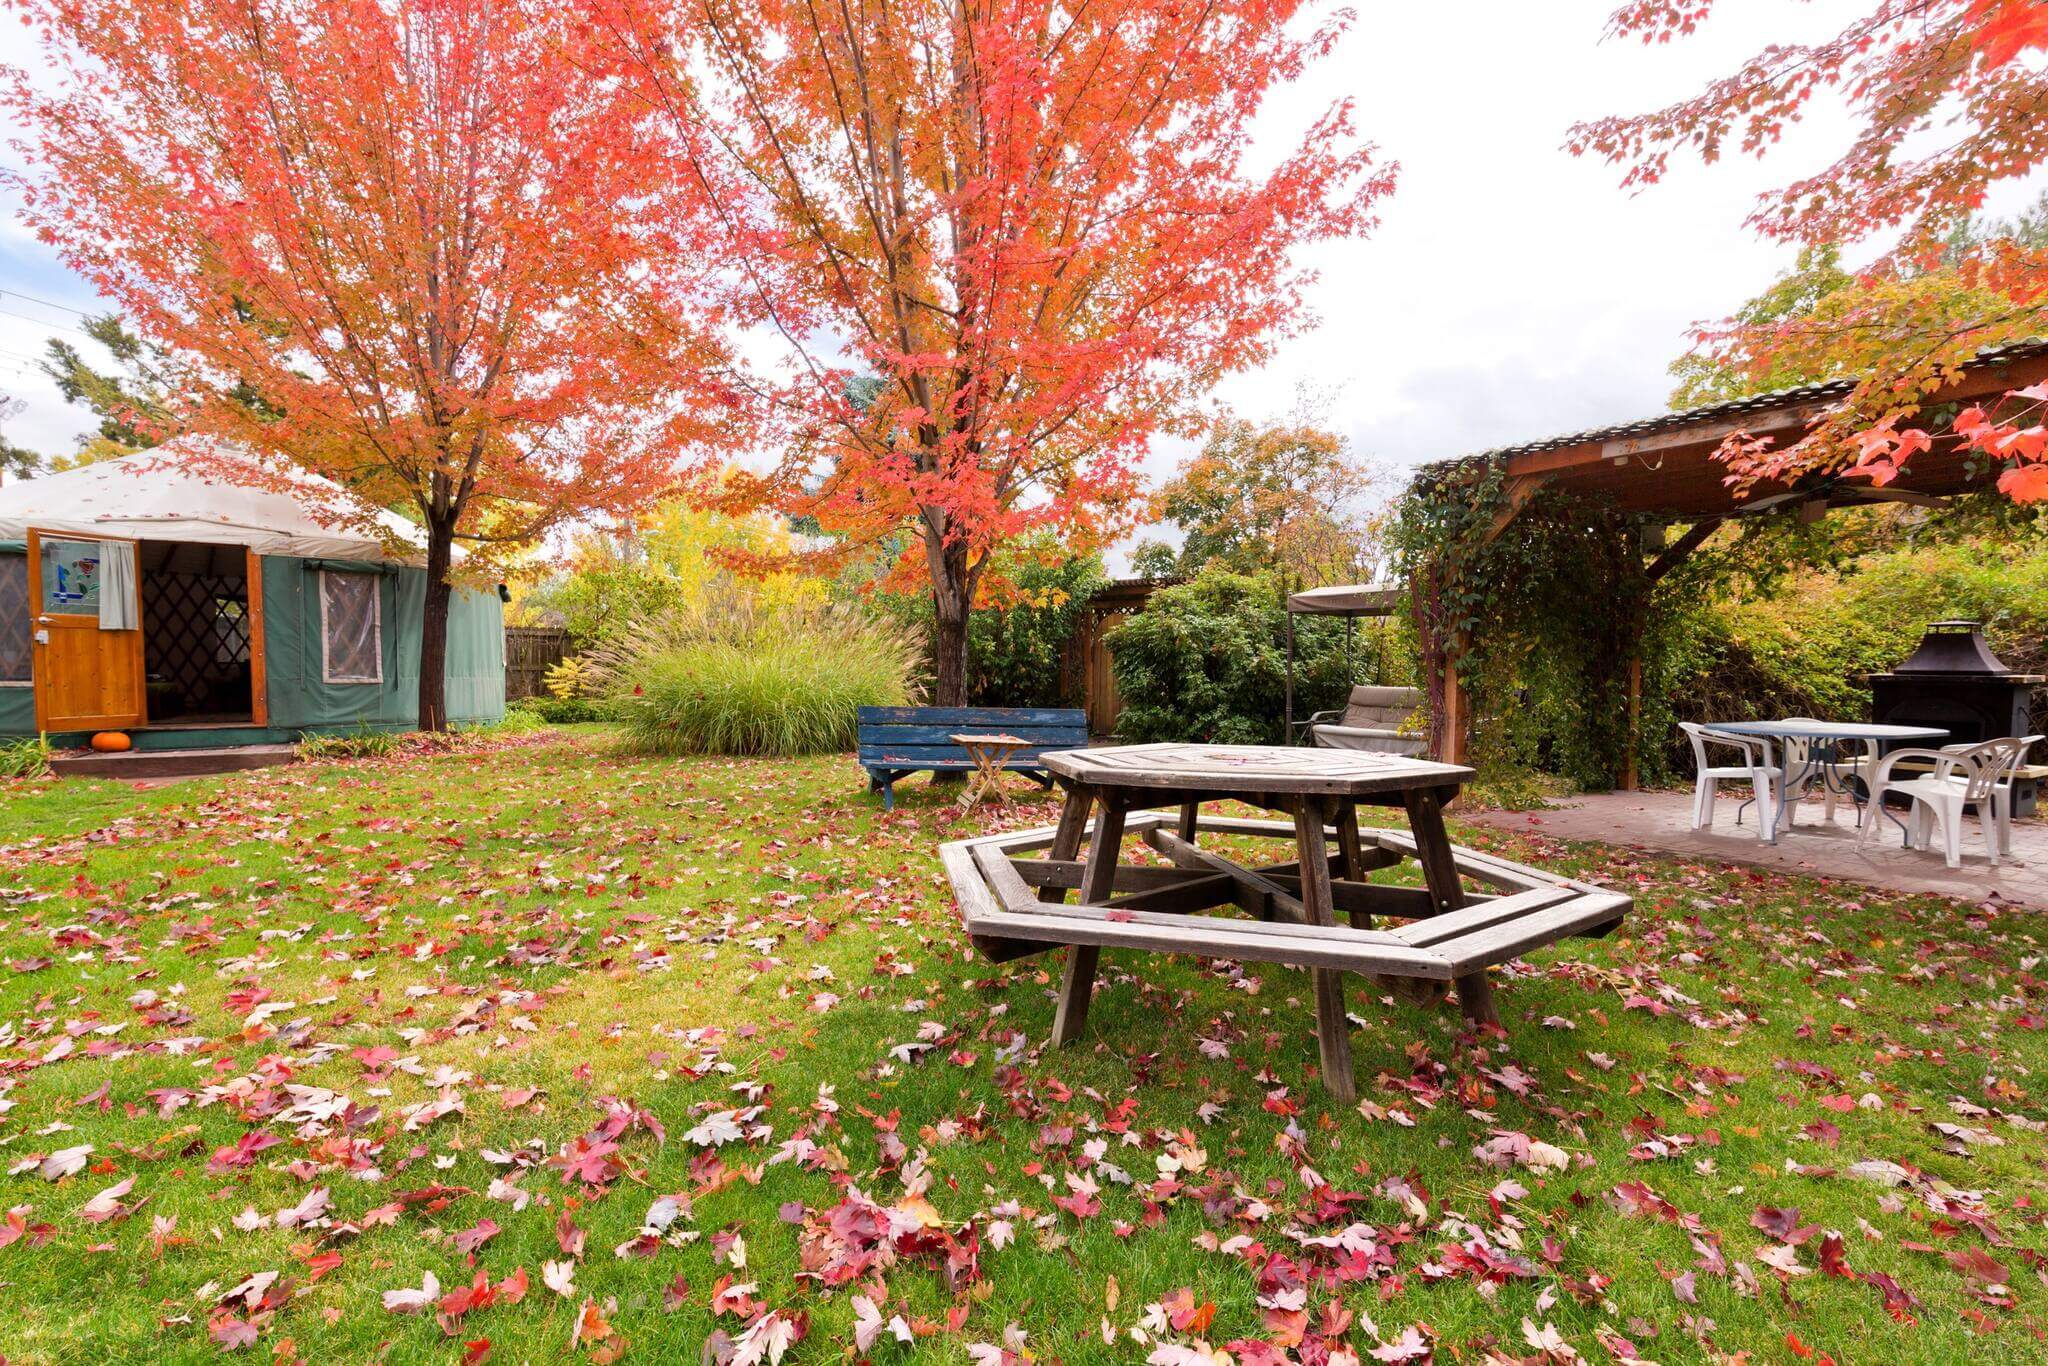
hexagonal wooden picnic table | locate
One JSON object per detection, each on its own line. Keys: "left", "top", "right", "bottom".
{"left": 943, "top": 743, "right": 1630, "bottom": 1102}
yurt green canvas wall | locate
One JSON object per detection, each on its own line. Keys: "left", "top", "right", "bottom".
{"left": 0, "top": 445, "right": 504, "bottom": 748}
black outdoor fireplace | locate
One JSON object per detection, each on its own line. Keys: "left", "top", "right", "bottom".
{"left": 1867, "top": 620, "right": 2043, "bottom": 813}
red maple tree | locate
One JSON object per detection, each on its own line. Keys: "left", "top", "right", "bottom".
{"left": 604, "top": 0, "right": 1392, "bottom": 702}
{"left": 1571, "top": 0, "right": 2048, "bottom": 503}
{"left": 4, "top": 0, "right": 739, "bottom": 727}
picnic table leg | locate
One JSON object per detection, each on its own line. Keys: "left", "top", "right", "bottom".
{"left": 1334, "top": 801, "right": 1370, "bottom": 929}
{"left": 1052, "top": 792, "right": 1125, "bottom": 1047}
{"left": 1401, "top": 786, "right": 1498, "bottom": 1029}
{"left": 1038, "top": 783, "right": 1092, "bottom": 905}
{"left": 1293, "top": 797, "right": 1357, "bottom": 1103}
{"left": 1177, "top": 801, "right": 1200, "bottom": 842}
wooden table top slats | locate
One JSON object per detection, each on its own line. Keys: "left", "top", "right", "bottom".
{"left": 1041, "top": 742, "right": 1474, "bottom": 797}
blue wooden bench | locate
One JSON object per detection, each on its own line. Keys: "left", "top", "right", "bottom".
{"left": 857, "top": 706, "right": 1088, "bottom": 810}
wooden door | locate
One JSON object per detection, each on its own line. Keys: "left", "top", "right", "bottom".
{"left": 245, "top": 548, "right": 268, "bottom": 727}
{"left": 27, "top": 529, "right": 145, "bottom": 732}
{"left": 1083, "top": 607, "right": 1134, "bottom": 737}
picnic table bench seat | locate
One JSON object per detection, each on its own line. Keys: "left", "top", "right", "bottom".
{"left": 944, "top": 810, "right": 1625, "bottom": 980}
{"left": 858, "top": 705, "right": 1088, "bottom": 810}
{"left": 941, "top": 807, "right": 1627, "bottom": 1089}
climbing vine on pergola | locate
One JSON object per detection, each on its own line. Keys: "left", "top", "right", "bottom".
{"left": 1387, "top": 345, "right": 2048, "bottom": 788}
{"left": 1389, "top": 470, "right": 1695, "bottom": 789}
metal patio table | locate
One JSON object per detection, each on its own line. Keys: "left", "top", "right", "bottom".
{"left": 1708, "top": 720, "right": 1949, "bottom": 842}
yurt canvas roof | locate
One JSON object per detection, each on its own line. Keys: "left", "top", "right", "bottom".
{"left": 0, "top": 441, "right": 427, "bottom": 564}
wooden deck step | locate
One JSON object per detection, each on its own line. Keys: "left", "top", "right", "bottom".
{"left": 50, "top": 744, "right": 298, "bottom": 781}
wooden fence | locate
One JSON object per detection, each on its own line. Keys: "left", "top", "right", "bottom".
{"left": 504, "top": 626, "right": 570, "bottom": 701}
{"left": 1061, "top": 578, "right": 1170, "bottom": 736}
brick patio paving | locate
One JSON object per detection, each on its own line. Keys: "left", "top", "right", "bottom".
{"left": 1460, "top": 788, "right": 2047, "bottom": 909}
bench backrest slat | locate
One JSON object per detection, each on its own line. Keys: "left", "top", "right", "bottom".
{"left": 860, "top": 705, "right": 1086, "bottom": 730}
{"left": 857, "top": 705, "right": 1087, "bottom": 783}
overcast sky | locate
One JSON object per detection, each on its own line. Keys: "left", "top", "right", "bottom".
{"left": 2, "top": 0, "right": 2040, "bottom": 531}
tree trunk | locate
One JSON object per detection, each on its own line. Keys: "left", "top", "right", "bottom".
{"left": 417, "top": 524, "right": 454, "bottom": 732}
{"left": 924, "top": 526, "right": 974, "bottom": 707}
{"left": 932, "top": 599, "right": 970, "bottom": 706}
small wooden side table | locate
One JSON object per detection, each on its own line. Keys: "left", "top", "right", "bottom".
{"left": 950, "top": 732, "right": 1031, "bottom": 808}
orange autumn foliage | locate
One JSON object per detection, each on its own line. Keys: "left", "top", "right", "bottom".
{"left": 1572, "top": 0, "right": 2048, "bottom": 505}
{"left": 4, "top": 0, "right": 742, "bottom": 727}
{"left": 604, "top": 0, "right": 1392, "bottom": 701}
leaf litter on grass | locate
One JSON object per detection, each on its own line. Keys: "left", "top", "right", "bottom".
{"left": 0, "top": 733, "right": 2045, "bottom": 1362}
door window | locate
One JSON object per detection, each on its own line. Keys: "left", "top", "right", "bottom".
{"left": 39, "top": 537, "right": 101, "bottom": 613}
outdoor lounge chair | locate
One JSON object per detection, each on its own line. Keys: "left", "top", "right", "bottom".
{"left": 1308, "top": 685, "right": 1427, "bottom": 756}
{"left": 1862, "top": 735, "right": 2041, "bottom": 867}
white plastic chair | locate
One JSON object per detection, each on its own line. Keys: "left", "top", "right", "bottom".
{"left": 1936, "top": 734, "right": 2042, "bottom": 857}
{"left": 1680, "top": 723, "right": 1783, "bottom": 839}
{"left": 1861, "top": 736, "right": 2037, "bottom": 868}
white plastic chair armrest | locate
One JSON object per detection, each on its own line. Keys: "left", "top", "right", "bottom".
{"left": 1699, "top": 729, "right": 1773, "bottom": 765}
{"left": 1871, "top": 747, "right": 1967, "bottom": 788}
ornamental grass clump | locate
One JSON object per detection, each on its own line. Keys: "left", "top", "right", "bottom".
{"left": 0, "top": 735, "right": 52, "bottom": 779}
{"left": 594, "top": 595, "right": 922, "bottom": 757}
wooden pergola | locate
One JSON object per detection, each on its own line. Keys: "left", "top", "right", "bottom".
{"left": 1420, "top": 339, "right": 2048, "bottom": 786}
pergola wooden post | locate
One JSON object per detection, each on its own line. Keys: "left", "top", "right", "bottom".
{"left": 1440, "top": 654, "right": 1469, "bottom": 766}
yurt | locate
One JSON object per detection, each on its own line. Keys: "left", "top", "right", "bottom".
{"left": 0, "top": 440, "right": 504, "bottom": 748}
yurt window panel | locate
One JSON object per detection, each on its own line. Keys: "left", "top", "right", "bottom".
{"left": 0, "top": 553, "right": 27, "bottom": 683}
{"left": 320, "top": 570, "right": 382, "bottom": 684}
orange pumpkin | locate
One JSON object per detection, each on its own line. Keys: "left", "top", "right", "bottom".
{"left": 90, "top": 732, "right": 132, "bottom": 753}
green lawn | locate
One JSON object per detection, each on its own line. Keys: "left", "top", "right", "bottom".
{"left": 1, "top": 727, "right": 2044, "bottom": 1364}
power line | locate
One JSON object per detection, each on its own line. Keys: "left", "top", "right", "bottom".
{"left": 0, "top": 305, "right": 91, "bottom": 338}
{"left": 0, "top": 287, "right": 93, "bottom": 317}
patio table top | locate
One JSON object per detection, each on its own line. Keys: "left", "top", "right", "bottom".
{"left": 1706, "top": 720, "right": 1949, "bottom": 742}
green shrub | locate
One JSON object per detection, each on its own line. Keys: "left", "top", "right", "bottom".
{"left": 0, "top": 735, "right": 51, "bottom": 779}
{"left": 878, "top": 536, "right": 1108, "bottom": 706}
{"left": 465, "top": 708, "right": 548, "bottom": 737}
{"left": 1662, "top": 539, "right": 2048, "bottom": 772}
{"left": 510, "top": 696, "right": 614, "bottom": 725}
{"left": 295, "top": 726, "right": 400, "bottom": 761}
{"left": 596, "top": 597, "right": 922, "bottom": 756}
{"left": 1105, "top": 568, "right": 1356, "bottom": 744}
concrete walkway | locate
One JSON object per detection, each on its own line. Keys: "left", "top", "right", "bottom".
{"left": 1460, "top": 788, "right": 2047, "bottom": 908}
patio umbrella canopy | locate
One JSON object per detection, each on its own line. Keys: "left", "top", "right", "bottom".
{"left": 1285, "top": 582, "right": 1403, "bottom": 737}
{"left": 1286, "top": 583, "right": 1401, "bottom": 618}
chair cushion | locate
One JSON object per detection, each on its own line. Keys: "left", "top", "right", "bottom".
{"left": 1340, "top": 685, "right": 1424, "bottom": 733}
{"left": 1312, "top": 724, "right": 1427, "bottom": 756}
